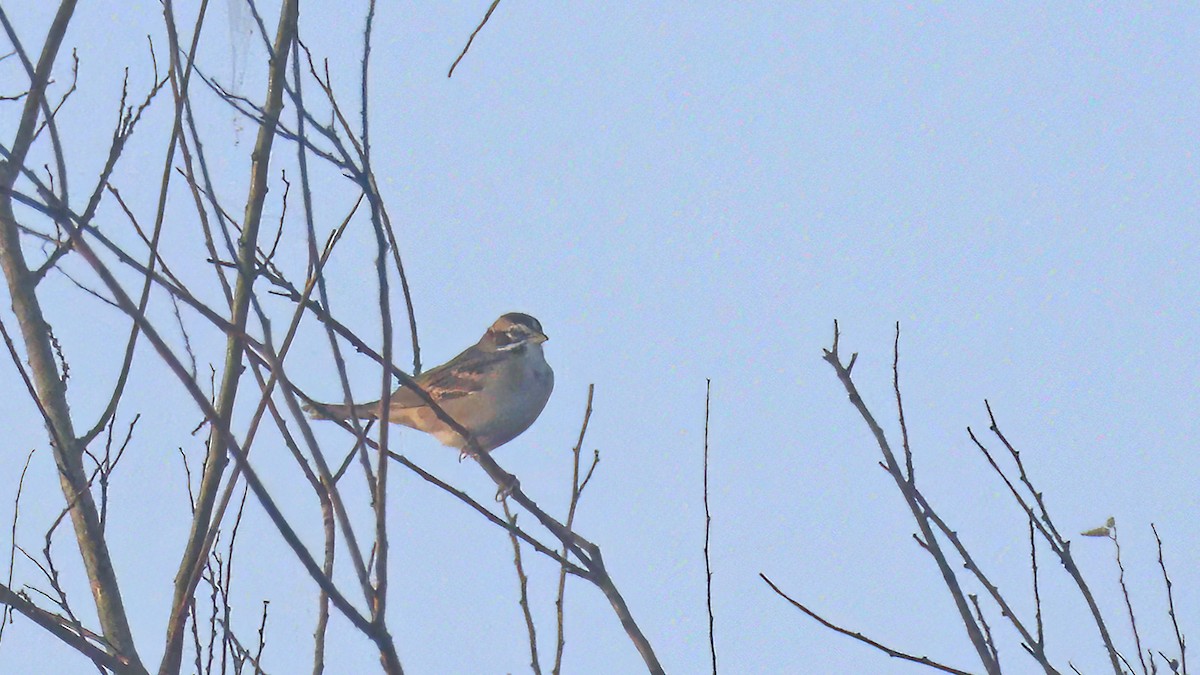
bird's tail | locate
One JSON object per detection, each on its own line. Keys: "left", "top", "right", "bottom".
{"left": 302, "top": 400, "right": 380, "bottom": 421}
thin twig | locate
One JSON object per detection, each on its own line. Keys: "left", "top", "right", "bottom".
{"left": 385, "top": 450, "right": 583, "bottom": 576}
{"left": 0, "top": 583, "right": 130, "bottom": 673}
{"left": 893, "top": 322, "right": 914, "bottom": 483}
{"left": 0, "top": 448, "right": 36, "bottom": 644}
{"left": 823, "top": 321, "right": 997, "bottom": 674}
{"left": 448, "top": 0, "right": 501, "bottom": 78}
{"left": 703, "top": 379, "right": 717, "bottom": 675}
{"left": 911, "top": 490, "right": 1060, "bottom": 674}
{"left": 761, "top": 573, "right": 975, "bottom": 675}
{"left": 554, "top": 385, "right": 596, "bottom": 675}
{"left": 1109, "top": 523, "right": 1148, "bottom": 675}
{"left": 0, "top": 1, "right": 146, "bottom": 666}
{"left": 1152, "top": 524, "right": 1186, "bottom": 675}
{"left": 503, "top": 502, "right": 541, "bottom": 675}
{"left": 254, "top": 599, "right": 269, "bottom": 673}
{"left": 1031, "top": 519, "right": 1044, "bottom": 649}
{"left": 969, "top": 595, "right": 999, "bottom": 669}
{"left": 980, "top": 403, "right": 1123, "bottom": 675}
{"left": 312, "top": 488, "right": 335, "bottom": 675}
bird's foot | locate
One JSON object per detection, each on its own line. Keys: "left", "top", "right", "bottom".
{"left": 495, "top": 473, "right": 520, "bottom": 502}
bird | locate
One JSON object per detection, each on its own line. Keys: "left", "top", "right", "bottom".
{"left": 304, "top": 313, "right": 554, "bottom": 455}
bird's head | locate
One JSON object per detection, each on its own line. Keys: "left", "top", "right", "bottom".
{"left": 483, "top": 313, "right": 549, "bottom": 352}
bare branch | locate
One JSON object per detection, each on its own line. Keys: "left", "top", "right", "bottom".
{"left": 0, "top": 583, "right": 134, "bottom": 674}
{"left": 160, "top": 1, "right": 309, "bottom": 671}
{"left": 703, "top": 378, "right": 717, "bottom": 675}
{"left": 448, "top": 0, "right": 502, "bottom": 78}
{"left": 1152, "top": 524, "right": 1187, "bottom": 675}
{"left": 969, "top": 595, "right": 999, "bottom": 670}
{"left": 1031, "top": 520, "right": 1044, "bottom": 649}
{"left": 503, "top": 503, "right": 542, "bottom": 675}
{"left": 823, "top": 322, "right": 997, "bottom": 674}
{"left": 554, "top": 384, "right": 596, "bottom": 675}
{"left": 974, "top": 404, "right": 1123, "bottom": 674}
{"left": 761, "top": 573, "right": 975, "bottom": 675}
{"left": 1107, "top": 522, "right": 1149, "bottom": 675}
{"left": 911, "top": 489, "right": 1060, "bottom": 674}
{"left": 0, "top": 448, "right": 36, "bottom": 646}
{"left": 0, "top": 1, "right": 147, "bottom": 667}
{"left": 893, "top": 322, "right": 914, "bottom": 483}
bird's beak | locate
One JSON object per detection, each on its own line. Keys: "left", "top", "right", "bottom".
{"left": 534, "top": 331, "right": 549, "bottom": 344}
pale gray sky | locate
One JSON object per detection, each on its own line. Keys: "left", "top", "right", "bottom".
{"left": 1, "top": 3, "right": 1198, "bottom": 673}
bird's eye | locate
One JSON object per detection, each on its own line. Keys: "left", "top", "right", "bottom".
{"left": 494, "top": 328, "right": 528, "bottom": 351}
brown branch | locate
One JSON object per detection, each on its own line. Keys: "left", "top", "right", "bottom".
{"left": 823, "top": 321, "right": 997, "bottom": 674}
{"left": 1152, "top": 524, "right": 1186, "bottom": 675}
{"left": 249, "top": 261, "right": 381, "bottom": 601}
{"left": 0, "top": 315, "right": 59, "bottom": 444}
{"left": 910, "top": 489, "right": 1060, "bottom": 674}
{"left": 160, "top": 0, "right": 302, "bottom": 671}
{"left": 29, "top": 52, "right": 169, "bottom": 289}
{"left": 224, "top": 487, "right": 251, "bottom": 672}
{"left": 384, "top": 450, "right": 583, "bottom": 576}
{"left": 312, "top": 489, "right": 336, "bottom": 675}
{"left": 892, "top": 321, "right": 914, "bottom": 483}
{"left": 30, "top": 48, "right": 75, "bottom": 196}
{"left": 554, "top": 385, "right": 596, "bottom": 675}
{"left": 356, "top": 2, "right": 399, "bottom": 651}
{"left": 0, "top": 1, "right": 146, "bottom": 669}
{"left": 761, "top": 573, "right": 975, "bottom": 675}
{"left": 13, "top": 183, "right": 386, "bottom": 662}
{"left": 448, "top": 0, "right": 501, "bottom": 78}
{"left": 1108, "top": 523, "right": 1148, "bottom": 675}
{"left": 503, "top": 502, "right": 542, "bottom": 675}
{"left": 254, "top": 599, "right": 269, "bottom": 673}
{"left": 703, "top": 379, "right": 717, "bottom": 675}
{"left": 33, "top": 506, "right": 86, "bottom": 642}
{"left": 67, "top": 229, "right": 378, "bottom": 638}
{"left": 17, "top": 174, "right": 382, "bottom": 672}
{"left": 14, "top": 93, "right": 647, "bottom": 671}
{"left": 974, "top": 404, "right": 1123, "bottom": 674}
{"left": 0, "top": 583, "right": 134, "bottom": 674}
{"left": 215, "top": 613, "right": 269, "bottom": 675}
{"left": 367, "top": 182, "right": 421, "bottom": 375}
{"left": 207, "top": 250, "right": 381, "bottom": 622}
{"left": 0, "top": 7, "right": 70, "bottom": 206}
{"left": 75, "top": 175, "right": 187, "bottom": 449}
{"left": 1031, "top": 520, "right": 1044, "bottom": 649}
{"left": 969, "top": 595, "right": 999, "bottom": 669}
{"left": 0, "top": 448, "right": 36, "bottom": 644}
{"left": 984, "top": 402, "right": 1068, "bottom": 550}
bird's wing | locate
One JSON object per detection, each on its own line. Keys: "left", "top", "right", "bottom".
{"left": 387, "top": 346, "right": 506, "bottom": 409}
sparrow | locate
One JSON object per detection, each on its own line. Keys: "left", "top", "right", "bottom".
{"left": 305, "top": 313, "right": 554, "bottom": 454}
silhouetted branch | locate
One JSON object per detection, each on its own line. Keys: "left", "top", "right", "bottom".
{"left": 1109, "top": 522, "right": 1149, "bottom": 675}
{"left": 504, "top": 502, "right": 542, "bottom": 675}
{"left": 448, "top": 0, "right": 502, "bottom": 78}
{"left": 973, "top": 405, "right": 1123, "bottom": 674}
{"left": 823, "top": 322, "right": 997, "bottom": 674}
{"left": 703, "top": 378, "right": 717, "bottom": 675}
{"left": 0, "top": 1, "right": 146, "bottom": 667}
{"left": 910, "top": 489, "right": 1060, "bottom": 674}
{"left": 0, "top": 448, "right": 36, "bottom": 644}
{"left": 1152, "top": 524, "right": 1186, "bottom": 675}
{"left": 554, "top": 384, "right": 596, "bottom": 675}
{"left": 761, "top": 573, "right": 974, "bottom": 675}
{"left": 0, "top": 583, "right": 132, "bottom": 673}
